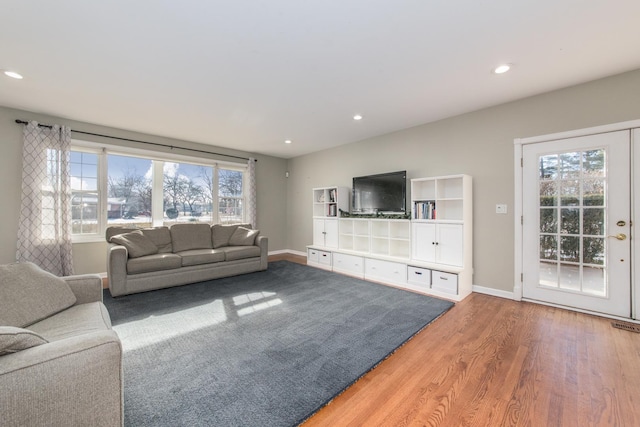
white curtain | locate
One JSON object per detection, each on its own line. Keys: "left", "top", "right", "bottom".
{"left": 16, "top": 121, "right": 74, "bottom": 276}
{"left": 247, "top": 158, "right": 257, "bottom": 228}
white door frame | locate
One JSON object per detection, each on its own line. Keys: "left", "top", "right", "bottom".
{"left": 514, "top": 119, "right": 640, "bottom": 320}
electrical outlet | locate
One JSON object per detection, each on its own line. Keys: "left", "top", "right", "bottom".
{"left": 496, "top": 204, "right": 507, "bottom": 214}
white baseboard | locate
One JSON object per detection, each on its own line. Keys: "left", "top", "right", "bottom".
{"left": 472, "top": 285, "right": 515, "bottom": 300}
{"left": 268, "top": 249, "right": 307, "bottom": 257}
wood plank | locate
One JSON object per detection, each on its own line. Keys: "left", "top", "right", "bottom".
{"left": 270, "top": 254, "right": 640, "bottom": 427}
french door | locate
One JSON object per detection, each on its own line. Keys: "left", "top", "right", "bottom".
{"left": 522, "top": 130, "right": 631, "bottom": 318}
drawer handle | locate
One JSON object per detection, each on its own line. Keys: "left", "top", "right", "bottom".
{"left": 439, "top": 276, "right": 448, "bottom": 280}
{"left": 414, "top": 271, "right": 422, "bottom": 275}
{"left": 322, "top": 254, "right": 327, "bottom": 257}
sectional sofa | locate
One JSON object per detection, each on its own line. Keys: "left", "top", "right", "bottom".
{"left": 106, "top": 223, "right": 268, "bottom": 297}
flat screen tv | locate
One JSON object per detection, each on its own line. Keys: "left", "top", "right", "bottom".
{"left": 352, "top": 171, "right": 406, "bottom": 214}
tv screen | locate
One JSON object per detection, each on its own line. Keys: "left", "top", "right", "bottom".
{"left": 352, "top": 171, "right": 406, "bottom": 213}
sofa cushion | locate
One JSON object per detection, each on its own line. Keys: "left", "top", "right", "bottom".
{"left": 0, "top": 326, "right": 48, "bottom": 356}
{"left": 223, "top": 245, "right": 261, "bottom": 261}
{"left": 229, "top": 227, "right": 259, "bottom": 246}
{"left": 126, "top": 253, "right": 183, "bottom": 275}
{"left": 170, "top": 223, "right": 213, "bottom": 252}
{"left": 110, "top": 230, "right": 159, "bottom": 258}
{"left": 177, "top": 249, "right": 226, "bottom": 267}
{"left": 212, "top": 223, "right": 252, "bottom": 248}
{"left": 0, "top": 262, "right": 77, "bottom": 328}
{"left": 29, "top": 302, "right": 112, "bottom": 342}
{"left": 141, "top": 227, "right": 173, "bottom": 253}
{"left": 105, "top": 226, "right": 138, "bottom": 241}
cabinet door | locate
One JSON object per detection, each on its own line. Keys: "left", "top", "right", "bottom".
{"left": 436, "top": 224, "right": 463, "bottom": 266}
{"left": 324, "top": 219, "right": 339, "bottom": 248}
{"left": 313, "top": 218, "right": 326, "bottom": 246}
{"left": 412, "top": 223, "right": 436, "bottom": 263}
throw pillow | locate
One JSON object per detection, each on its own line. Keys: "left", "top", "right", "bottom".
{"left": 0, "top": 262, "right": 77, "bottom": 328}
{"left": 110, "top": 230, "right": 159, "bottom": 258}
{"left": 212, "top": 223, "right": 252, "bottom": 248}
{"left": 0, "top": 326, "right": 48, "bottom": 356}
{"left": 141, "top": 227, "right": 173, "bottom": 253}
{"left": 229, "top": 227, "right": 259, "bottom": 246}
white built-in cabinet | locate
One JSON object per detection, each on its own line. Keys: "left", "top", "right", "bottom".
{"left": 312, "top": 186, "right": 349, "bottom": 248}
{"left": 307, "top": 175, "right": 473, "bottom": 301}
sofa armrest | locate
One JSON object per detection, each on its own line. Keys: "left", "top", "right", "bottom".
{"left": 256, "top": 235, "right": 268, "bottom": 270}
{"left": 63, "top": 274, "right": 103, "bottom": 304}
{"left": 107, "top": 244, "right": 129, "bottom": 297}
{"left": 0, "top": 330, "right": 123, "bottom": 427}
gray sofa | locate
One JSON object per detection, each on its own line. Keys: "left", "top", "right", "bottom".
{"left": 0, "top": 262, "right": 123, "bottom": 427}
{"left": 106, "top": 223, "right": 268, "bottom": 297}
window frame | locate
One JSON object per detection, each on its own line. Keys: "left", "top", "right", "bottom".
{"left": 70, "top": 140, "right": 248, "bottom": 243}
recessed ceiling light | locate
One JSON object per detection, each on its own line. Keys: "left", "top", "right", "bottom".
{"left": 3, "top": 70, "right": 23, "bottom": 79}
{"left": 493, "top": 64, "right": 511, "bottom": 74}
{"left": 284, "top": 140, "right": 292, "bottom": 144}
{"left": 353, "top": 114, "right": 363, "bottom": 121}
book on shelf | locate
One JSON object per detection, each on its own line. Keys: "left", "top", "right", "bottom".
{"left": 414, "top": 201, "right": 436, "bottom": 219}
{"left": 328, "top": 204, "right": 337, "bottom": 216}
{"left": 329, "top": 188, "right": 336, "bottom": 203}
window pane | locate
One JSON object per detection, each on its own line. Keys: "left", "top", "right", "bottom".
{"left": 218, "top": 168, "right": 243, "bottom": 224}
{"left": 163, "top": 162, "right": 213, "bottom": 225}
{"left": 72, "top": 191, "right": 98, "bottom": 234}
{"left": 107, "top": 154, "right": 153, "bottom": 228}
{"left": 70, "top": 151, "right": 99, "bottom": 234}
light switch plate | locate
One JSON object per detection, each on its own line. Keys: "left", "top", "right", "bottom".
{"left": 496, "top": 204, "right": 507, "bottom": 214}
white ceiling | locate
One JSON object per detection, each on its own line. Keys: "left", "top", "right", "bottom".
{"left": 1, "top": 1, "right": 640, "bottom": 159}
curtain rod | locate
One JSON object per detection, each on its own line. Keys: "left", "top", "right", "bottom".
{"left": 14, "top": 119, "right": 256, "bottom": 162}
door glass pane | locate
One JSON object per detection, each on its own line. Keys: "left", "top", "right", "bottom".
{"left": 560, "top": 152, "right": 581, "bottom": 179}
{"left": 540, "top": 209, "right": 557, "bottom": 233}
{"left": 540, "top": 235, "right": 557, "bottom": 260}
{"left": 583, "top": 208, "right": 604, "bottom": 236}
{"left": 539, "top": 155, "right": 558, "bottom": 180}
{"left": 560, "top": 208, "right": 579, "bottom": 234}
{"left": 560, "top": 180, "right": 580, "bottom": 206}
{"left": 540, "top": 181, "right": 557, "bottom": 206}
{"left": 560, "top": 236, "right": 580, "bottom": 262}
{"left": 537, "top": 147, "right": 608, "bottom": 297}
{"left": 582, "top": 266, "right": 606, "bottom": 296}
{"left": 539, "top": 261, "right": 558, "bottom": 287}
{"left": 583, "top": 237, "right": 604, "bottom": 265}
{"left": 583, "top": 179, "right": 604, "bottom": 206}
{"left": 559, "top": 264, "right": 580, "bottom": 291}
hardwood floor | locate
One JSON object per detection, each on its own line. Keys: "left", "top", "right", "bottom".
{"left": 269, "top": 254, "right": 640, "bottom": 427}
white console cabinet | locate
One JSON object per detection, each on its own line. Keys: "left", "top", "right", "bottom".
{"left": 307, "top": 175, "right": 473, "bottom": 302}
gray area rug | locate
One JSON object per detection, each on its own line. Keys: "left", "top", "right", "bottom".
{"left": 104, "top": 261, "right": 454, "bottom": 427}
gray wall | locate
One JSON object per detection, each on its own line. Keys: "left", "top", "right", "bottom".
{"left": 285, "top": 69, "right": 640, "bottom": 292}
{"left": 0, "top": 106, "right": 288, "bottom": 274}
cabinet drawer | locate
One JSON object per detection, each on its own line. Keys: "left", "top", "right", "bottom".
{"left": 307, "top": 248, "right": 319, "bottom": 263}
{"left": 333, "top": 253, "right": 364, "bottom": 276}
{"left": 407, "top": 266, "right": 431, "bottom": 288}
{"left": 431, "top": 270, "right": 458, "bottom": 295}
{"left": 318, "top": 250, "right": 332, "bottom": 265}
{"left": 365, "top": 258, "right": 407, "bottom": 284}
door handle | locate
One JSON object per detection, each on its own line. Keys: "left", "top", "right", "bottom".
{"left": 608, "top": 233, "right": 627, "bottom": 241}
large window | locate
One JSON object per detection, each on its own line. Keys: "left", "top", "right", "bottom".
{"left": 70, "top": 144, "right": 247, "bottom": 241}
